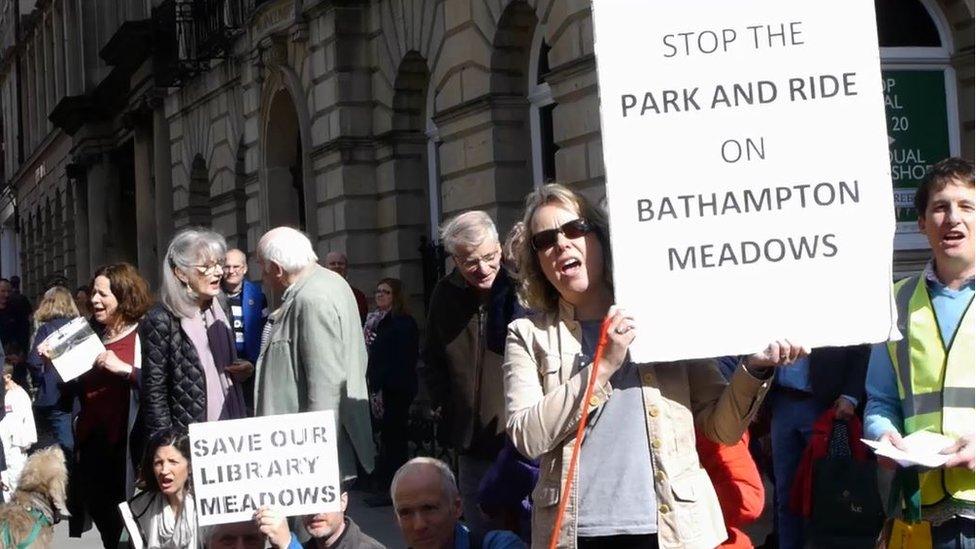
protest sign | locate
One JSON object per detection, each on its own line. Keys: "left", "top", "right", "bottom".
{"left": 189, "top": 411, "right": 341, "bottom": 526}
{"left": 42, "top": 316, "right": 102, "bottom": 381}
{"left": 592, "top": 0, "right": 897, "bottom": 362}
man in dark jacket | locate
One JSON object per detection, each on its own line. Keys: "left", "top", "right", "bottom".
{"left": 220, "top": 248, "right": 268, "bottom": 415}
{"left": 769, "top": 345, "right": 871, "bottom": 549}
{"left": 421, "top": 211, "right": 522, "bottom": 540}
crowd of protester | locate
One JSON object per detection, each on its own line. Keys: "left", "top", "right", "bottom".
{"left": 0, "top": 156, "right": 970, "bottom": 549}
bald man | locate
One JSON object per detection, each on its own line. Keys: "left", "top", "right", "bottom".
{"left": 220, "top": 248, "right": 268, "bottom": 414}
{"left": 324, "top": 251, "right": 367, "bottom": 325}
{"left": 391, "top": 458, "right": 523, "bottom": 549}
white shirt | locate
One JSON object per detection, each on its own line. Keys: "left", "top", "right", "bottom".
{"left": 0, "top": 384, "right": 36, "bottom": 452}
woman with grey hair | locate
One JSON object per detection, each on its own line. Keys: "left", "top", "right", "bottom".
{"left": 141, "top": 228, "right": 251, "bottom": 444}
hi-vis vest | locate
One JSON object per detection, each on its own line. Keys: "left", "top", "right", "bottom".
{"left": 887, "top": 275, "right": 975, "bottom": 505}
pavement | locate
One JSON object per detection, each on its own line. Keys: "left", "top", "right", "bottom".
{"left": 52, "top": 490, "right": 404, "bottom": 548}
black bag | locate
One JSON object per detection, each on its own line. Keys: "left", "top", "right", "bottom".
{"left": 808, "top": 421, "right": 886, "bottom": 548}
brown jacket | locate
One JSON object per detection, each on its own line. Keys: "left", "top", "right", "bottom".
{"left": 421, "top": 269, "right": 519, "bottom": 452}
{"left": 503, "top": 300, "right": 772, "bottom": 549}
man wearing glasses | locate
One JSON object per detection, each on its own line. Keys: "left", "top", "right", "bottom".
{"left": 421, "top": 211, "right": 523, "bottom": 540}
{"left": 220, "top": 248, "right": 268, "bottom": 415}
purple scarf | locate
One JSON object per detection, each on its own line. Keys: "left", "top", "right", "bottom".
{"left": 180, "top": 300, "right": 246, "bottom": 422}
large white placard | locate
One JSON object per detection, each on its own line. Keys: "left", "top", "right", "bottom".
{"left": 189, "top": 411, "right": 341, "bottom": 526}
{"left": 592, "top": 0, "right": 898, "bottom": 362}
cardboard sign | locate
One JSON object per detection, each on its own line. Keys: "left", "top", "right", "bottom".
{"left": 592, "top": 0, "right": 897, "bottom": 362}
{"left": 189, "top": 411, "right": 341, "bottom": 526}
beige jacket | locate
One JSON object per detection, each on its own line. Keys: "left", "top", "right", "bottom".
{"left": 503, "top": 300, "right": 772, "bottom": 549}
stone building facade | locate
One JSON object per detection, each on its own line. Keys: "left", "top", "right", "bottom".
{"left": 0, "top": 0, "right": 973, "bottom": 316}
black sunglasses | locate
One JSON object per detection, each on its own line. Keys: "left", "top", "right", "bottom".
{"left": 531, "top": 218, "right": 594, "bottom": 251}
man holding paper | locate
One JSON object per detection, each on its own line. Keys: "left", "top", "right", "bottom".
{"left": 864, "top": 157, "right": 975, "bottom": 546}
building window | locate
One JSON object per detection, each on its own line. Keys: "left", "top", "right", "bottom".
{"left": 878, "top": 0, "right": 959, "bottom": 250}
{"left": 529, "top": 28, "right": 557, "bottom": 187}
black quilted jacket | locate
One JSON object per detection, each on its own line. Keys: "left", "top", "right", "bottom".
{"left": 140, "top": 304, "right": 207, "bottom": 439}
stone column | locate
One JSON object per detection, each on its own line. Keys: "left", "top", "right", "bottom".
{"left": 87, "top": 157, "right": 120, "bottom": 269}
{"left": 134, "top": 121, "right": 159, "bottom": 288}
{"left": 71, "top": 176, "right": 90, "bottom": 286}
{"left": 153, "top": 105, "right": 174, "bottom": 248}
{"left": 0, "top": 224, "right": 19, "bottom": 278}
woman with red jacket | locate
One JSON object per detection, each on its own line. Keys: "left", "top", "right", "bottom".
{"left": 697, "top": 430, "right": 765, "bottom": 548}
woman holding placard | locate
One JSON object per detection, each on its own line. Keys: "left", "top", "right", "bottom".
{"left": 141, "top": 228, "right": 250, "bottom": 446}
{"left": 63, "top": 263, "right": 152, "bottom": 547}
{"left": 128, "top": 429, "right": 198, "bottom": 549}
{"left": 502, "top": 184, "right": 806, "bottom": 549}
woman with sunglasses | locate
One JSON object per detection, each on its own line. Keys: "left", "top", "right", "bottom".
{"left": 141, "top": 228, "right": 251, "bottom": 450}
{"left": 362, "top": 277, "right": 419, "bottom": 504}
{"left": 503, "top": 184, "right": 806, "bottom": 549}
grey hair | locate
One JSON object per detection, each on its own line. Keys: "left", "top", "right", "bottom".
{"left": 439, "top": 211, "right": 498, "bottom": 256}
{"left": 161, "top": 227, "right": 227, "bottom": 319}
{"left": 257, "top": 227, "right": 319, "bottom": 274}
{"left": 390, "top": 457, "right": 459, "bottom": 504}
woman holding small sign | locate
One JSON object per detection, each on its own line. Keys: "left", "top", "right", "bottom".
{"left": 128, "top": 429, "right": 198, "bottom": 549}
{"left": 141, "top": 228, "right": 251, "bottom": 448}
{"left": 38, "top": 263, "right": 154, "bottom": 547}
{"left": 503, "top": 184, "right": 806, "bottom": 549}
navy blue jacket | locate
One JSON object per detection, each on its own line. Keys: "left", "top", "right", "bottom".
{"left": 222, "top": 279, "right": 268, "bottom": 363}
{"left": 366, "top": 312, "right": 419, "bottom": 398}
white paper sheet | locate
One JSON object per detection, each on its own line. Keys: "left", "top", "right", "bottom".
{"left": 42, "top": 317, "right": 103, "bottom": 382}
{"left": 861, "top": 431, "right": 956, "bottom": 468}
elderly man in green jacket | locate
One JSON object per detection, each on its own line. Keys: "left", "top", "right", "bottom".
{"left": 254, "top": 226, "right": 376, "bottom": 481}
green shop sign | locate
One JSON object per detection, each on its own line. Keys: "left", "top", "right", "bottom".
{"left": 882, "top": 70, "right": 951, "bottom": 227}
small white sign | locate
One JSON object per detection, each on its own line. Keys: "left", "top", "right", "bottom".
{"left": 189, "top": 411, "right": 341, "bottom": 526}
{"left": 862, "top": 431, "right": 955, "bottom": 469}
{"left": 592, "top": 0, "right": 897, "bottom": 361}
{"left": 42, "top": 317, "right": 103, "bottom": 381}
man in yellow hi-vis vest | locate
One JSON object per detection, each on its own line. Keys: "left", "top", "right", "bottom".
{"left": 865, "top": 157, "right": 975, "bottom": 547}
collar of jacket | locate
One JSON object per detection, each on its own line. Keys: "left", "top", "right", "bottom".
{"left": 281, "top": 264, "right": 323, "bottom": 303}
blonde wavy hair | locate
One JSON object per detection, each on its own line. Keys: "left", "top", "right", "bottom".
{"left": 34, "top": 286, "right": 80, "bottom": 324}
{"left": 515, "top": 184, "right": 612, "bottom": 312}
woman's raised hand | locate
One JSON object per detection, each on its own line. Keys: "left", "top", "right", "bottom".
{"left": 745, "top": 339, "right": 810, "bottom": 369}
{"left": 598, "top": 306, "right": 637, "bottom": 377}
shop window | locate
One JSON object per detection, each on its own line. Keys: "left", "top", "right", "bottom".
{"left": 878, "top": 0, "right": 958, "bottom": 250}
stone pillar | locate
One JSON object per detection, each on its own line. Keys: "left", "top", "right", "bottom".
{"left": 134, "top": 122, "right": 159, "bottom": 288}
{"left": 153, "top": 105, "right": 174, "bottom": 248}
{"left": 0, "top": 224, "right": 19, "bottom": 278}
{"left": 87, "top": 158, "right": 121, "bottom": 269}
{"left": 72, "top": 177, "right": 90, "bottom": 286}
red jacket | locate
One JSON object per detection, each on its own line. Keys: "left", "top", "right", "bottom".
{"left": 789, "top": 409, "right": 870, "bottom": 517}
{"left": 696, "top": 431, "right": 764, "bottom": 548}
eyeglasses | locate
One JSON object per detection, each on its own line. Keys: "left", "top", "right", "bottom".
{"left": 456, "top": 250, "right": 500, "bottom": 271}
{"left": 531, "top": 218, "right": 593, "bottom": 251}
{"left": 192, "top": 263, "right": 224, "bottom": 276}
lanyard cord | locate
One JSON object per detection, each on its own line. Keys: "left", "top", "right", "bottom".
{"left": 547, "top": 316, "right": 612, "bottom": 549}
